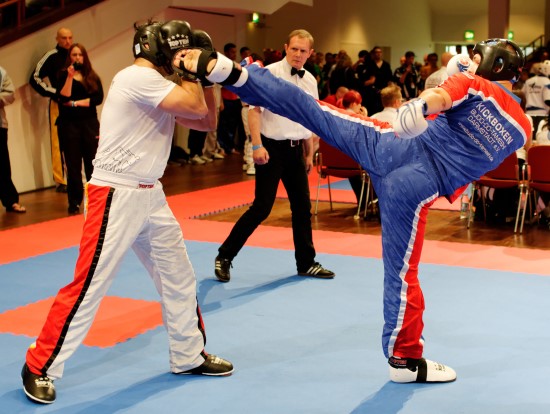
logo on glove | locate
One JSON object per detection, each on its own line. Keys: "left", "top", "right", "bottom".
{"left": 167, "top": 34, "right": 190, "bottom": 50}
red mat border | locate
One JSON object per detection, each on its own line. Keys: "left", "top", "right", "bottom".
{"left": 0, "top": 179, "right": 547, "bottom": 275}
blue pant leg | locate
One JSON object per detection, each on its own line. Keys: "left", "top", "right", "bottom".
{"left": 374, "top": 161, "right": 439, "bottom": 360}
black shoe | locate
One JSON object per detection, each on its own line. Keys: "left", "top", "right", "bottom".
{"left": 68, "top": 204, "right": 80, "bottom": 214}
{"left": 21, "top": 364, "right": 56, "bottom": 404}
{"left": 176, "top": 354, "right": 233, "bottom": 376}
{"left": 298, "top": 262, "right": 335, "bottom": 279}
{"left": 215, "top": 256, "right": 232, "bottom": 282}
{"left": 55, "top": 184, "right": 67, "bottom": 193}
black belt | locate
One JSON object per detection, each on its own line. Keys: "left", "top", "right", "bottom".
{"left": 262, "top": 135, "right": 302, "bottom": 147}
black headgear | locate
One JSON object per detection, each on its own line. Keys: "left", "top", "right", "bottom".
{"left": 473, "top": 38, "right": 525, "bottom": 82}
{"left": 132, "top": 22, "right": 167, "bottom": 68}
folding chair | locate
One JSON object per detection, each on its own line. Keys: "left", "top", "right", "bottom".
{"left": 314, "top": 139, "right": 370, "bottom": 220}
{"left": 467, "top": 152, "right": 528, "bottom": 233}
{"left": 520, "top": 146, "right": 550, "bottom": 232}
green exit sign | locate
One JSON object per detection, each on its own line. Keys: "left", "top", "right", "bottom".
{"left": 464, "top": 30, "right": 475, "bottom": 41}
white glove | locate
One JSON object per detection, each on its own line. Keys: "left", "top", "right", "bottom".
{"left": 393, "top": 99, "right": 428, "bottom": 139}
{"left": 446, "top": 54, "right": 477, "bottom": 76}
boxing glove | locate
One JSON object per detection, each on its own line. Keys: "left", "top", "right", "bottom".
{"left": 159, "top": 20, "right": 194, "bottom": 76}
{"left": 446, "top": 54, "right": 476, "bottom": 77}
{"left": 393, "top": 98, "right": 428, "bottom": 139}
{"left": 192, "top": 30, "right": 215, "bottom": 86}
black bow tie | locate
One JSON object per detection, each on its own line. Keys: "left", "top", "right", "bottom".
{"left": 291, "top": 67, "right": 305, "bottom": 78}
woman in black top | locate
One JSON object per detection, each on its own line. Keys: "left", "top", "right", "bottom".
{"left": 57, "top": 43, "right": 103, "bottom": 214}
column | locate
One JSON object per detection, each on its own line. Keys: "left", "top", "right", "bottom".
{"left": 488, "top": 0, "right": 509, "bottom": 39}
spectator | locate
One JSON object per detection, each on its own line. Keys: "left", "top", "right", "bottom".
{"left": 329, "top": 53, "right": 357, "bottom": 94}
{"left": 319, "top": 52, "right": 335, "bottom": 99}
{"left": 240, "top": 46, "right": 251, "bottom": 60}
{"left": 0, "top": 65, "right": 25, "bottom": 213}
{"left": 394, "top": 51, "right": 420, "bottom": 100}
{"left": 217, "top": 43, "right": 246, "bottom": 155}
{"left": 337, "top": 90, "right": 369, "bottom": 209}
{"left": 522, "top": 61, "right": 550, "bottom": 133}
{"left": 322, "top": 86, "right": 349, "bottom": 106}
{"left": 56, "top": 43, "right": 104, "bottom": 214}
{"left": 424, "top": 52, "right": 453, "bottom": 90}
{"left": 370, "top": 83, "right": 402, "bottom": 123}
{"left": 370, "top": 46, "right": 393, "bottom": 114}
{"left": 419, "top": 53, "right": 439, "bottom": 90}
{"left": 29, "top": 27, "right": 73, "bottom": 193}
{"left": 202, "top": 83, "right": 225, "bottom": 160}
{"left": 355, "top": 49, "right": 377, "bottom": 115}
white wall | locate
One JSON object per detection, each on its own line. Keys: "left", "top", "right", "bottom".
{"left": 258, "top": 0, "right": 434, "bottom": 71}
{"left": 1, "top": 0, "right": 174, "bottom": 192}
{"left": 432, "top": 12, "right": 544, "bottom": 45}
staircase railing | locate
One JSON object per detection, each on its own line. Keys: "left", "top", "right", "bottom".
{"left": 522, "top": 34, "right": 545, "bottom": 61}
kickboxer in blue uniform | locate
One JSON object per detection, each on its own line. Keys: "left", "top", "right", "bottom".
{"left": 179, "top": 38, "right": 531, "bottom": 383}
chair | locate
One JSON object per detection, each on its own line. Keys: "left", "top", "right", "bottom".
{"left": 466, "top": 152, "right": 528, "bottom": 233}
{"left": 314, "top": 139, "right": 371, "bottom": 220}
{"left": 520, "top": 146, "right": 550, "bottom": 232}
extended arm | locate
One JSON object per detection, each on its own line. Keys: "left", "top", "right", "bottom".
{"left": 179, "top": 49, "right": 377, "bottom": 164}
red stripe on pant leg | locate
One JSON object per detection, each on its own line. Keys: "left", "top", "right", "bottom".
{"left": 26, "top": 185, "right": 113, "bottom": 375}
{"left": 392, "top": 201, "right": 433, "bottom": 359}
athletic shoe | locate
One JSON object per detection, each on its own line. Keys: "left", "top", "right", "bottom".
{"left": 21, "top": 364, "right": 56, "bottom": 404}
{"left": 242, "top": 163, "right": 248, "bottom": 171}
{"left": 388, "top": 356, "right": 457, "bottom": 383}
{"left": 215, "top": 256, "right": 232, "bottom": 282}
{"left": 200, "top": 155, "right": 214, "bottom": 163}
{"left": 246, "top": 164, "right": 256, "bottom": 175}
{"left": 212, "top": 152, "right": 225, "bottom": 160}
{"left": 176, "top": 354, "right": 233, "bottom": 376}
{"left": 191, "top": 155, "right": 206, "bottom": 165}
{"left": 68, "top": 204, "right": 80, "bottom": 214}
{"left": 55, "top": 184, "right": 67, "bottom": 193}
{"left": 298, "top": 262, "right": 335, "bottom": 279}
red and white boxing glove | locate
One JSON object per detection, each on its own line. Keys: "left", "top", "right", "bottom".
{"left": 446, "top": 54, "right": 477, "bottom": 76}
{"left": 393, "top": 98, "right": 428, "bottom": 139}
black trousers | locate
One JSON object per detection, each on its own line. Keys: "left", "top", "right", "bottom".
{"left": 0, "top": 128, "right": 19, "bottom": 208}
{"left": 57, "top": 118, "right": 99, "bottom": 208}
{"left": 188, "top": 129, "right": 207, "bottom": 157}
{"left": 219, "top": 136, "right": 316, "bottom": 271}
{"left": 217, "top": 98, "right": 245, "bottom": 153}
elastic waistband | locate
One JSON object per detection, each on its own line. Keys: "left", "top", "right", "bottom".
{"left": 90, "top": 169, "right": 158, "bottom": 189}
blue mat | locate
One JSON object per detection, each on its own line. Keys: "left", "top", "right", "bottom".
{"left": 320, "top": 179, "right": 352, "bottom": 190}
{"left": 1, "top": 242, "right": 549, "bottom": 413}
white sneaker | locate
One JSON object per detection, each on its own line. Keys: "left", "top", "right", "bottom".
{"left": 191, "top": 155, "right": 206, "bottom": 165}
{"left": 200, "top": 155, "right": 214, "bottom": 163}
{"left": 242, "top": 163, "right": 248, "bottom": 171}
{"left": 246, "top": 164, "right": 256, "bottom": 175}
{"left": 211, "top": 152, "right": 225, "bottom": 160}
{"left": 388, "top": 357, "right": 456, "bottom": 383}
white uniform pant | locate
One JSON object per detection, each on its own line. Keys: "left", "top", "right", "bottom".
{"left": 26, "top": 180, "right": 206, "bottom": 379}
